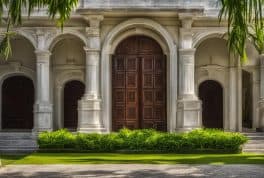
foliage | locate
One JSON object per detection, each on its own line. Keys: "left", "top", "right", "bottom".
{"left": 0, "top": 0, "right": 79, "bottom": 59}
{"left": 38, "top": 128, "right": 248, "bottom": 153}
{"left": 38, "top": 129, "right": 76, "bottom": 149}
{"left": 219, "top": 0, "right": 264, "bottom": 62}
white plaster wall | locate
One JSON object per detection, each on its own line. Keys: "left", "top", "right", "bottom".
{"left": 0, "top": 36, "right": 36, "bottom": 70}
{"left": 195, "top": 38, "right": 229, "bottom": 67}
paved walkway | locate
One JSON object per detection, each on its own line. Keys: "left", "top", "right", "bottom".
{"left": 0, "top": 164, "right": 263, "bottom": 178}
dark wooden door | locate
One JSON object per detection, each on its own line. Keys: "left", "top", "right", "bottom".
{"left": 112, "top": 36, "right": 167, "bottom": 131}
{"left": 2, "top": 76, "right": 34, "bottom": 129}
{"left": 64, "top": 81, "right": 85, "bottom": 130}
{"left": 199, "top": 80, "right": 223, "bottom": 129}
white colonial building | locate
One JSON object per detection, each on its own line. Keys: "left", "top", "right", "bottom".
{"left": 0, "top": 0, "right": 264, "bottom": 134}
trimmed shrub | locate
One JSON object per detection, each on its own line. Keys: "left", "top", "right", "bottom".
{"left": 38, "top": 128, "right": 248, "bottom": 153}
{"left": 38, "top": 129, "right": 76, "bottom": 149}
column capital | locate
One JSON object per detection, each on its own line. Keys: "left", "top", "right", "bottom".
{"left": 84, "top": 47, "right": 100, "bottom": 53}
{"left": 85, "top": 15, "right": 104, "bottom": 28}
{"left": 35, "top": 49, "right": 51, "bottom": 57}
{"left": 179, "top": 13, "right": 193, "bottom": 29}
{"left": 179, "top": 48, "right": 196, "bottom": 55}
{"left": 35, "top": 50, "right": 51, "bottom": 64}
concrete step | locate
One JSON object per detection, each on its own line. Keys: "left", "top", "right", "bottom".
{"left": 0, "top": 146, "right": 38, "bottom": 154}
{"left": 242, "top": 132, "right": 264, "bottom": 136}
{"left": 0, "top": 132, "right": 38, "bottom": 154}
{"left": 243, "top": 143, "right": 264, "bottom": 149}
{"left": 243, "top": 148, "right": 264, "bottom": 153}
{"left": 0, "top": 148, "right": 37, "bottom": 154}
{"left": 0, "top": 140, "right": 37, "bottom": 147}
{"left": 247, "top": 140, "right": 264, "bottom": 144}
{"left": 0, "top": 132, "right": 37, "bottom": 140}
{"left": 243, "top": 132, "right": 264, "bottom": 153}
{"left": 243, "top": 133, "right": 264, "bottom": 140}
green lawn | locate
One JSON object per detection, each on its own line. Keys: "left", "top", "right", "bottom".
{"left": 1, "top": 153, "right": 264, "bottom": 165}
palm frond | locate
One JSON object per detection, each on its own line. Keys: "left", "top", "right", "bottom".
{"left": 0, "top": 0, "right": 79, "bottom": 60}
{"left": 219, "top": 0, "right": 264, "bottom": 62}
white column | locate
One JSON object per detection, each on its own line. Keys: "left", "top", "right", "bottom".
{"left": 176, "top": 14, "right": 201, "bottom": 131}
{"left": 78, "top": 15, "right": 105, "bottom": 133}
{"left": 83, "top": 48, "right": 100, "bottom": 99}
{"left": 258, "top": 54, "right": 264, "bottom": 131}
{"left": 34, "top": 50, "right": 53, "bottom": 132}
{"left": 228, "top": 56, "right": 241, "bottom": 132}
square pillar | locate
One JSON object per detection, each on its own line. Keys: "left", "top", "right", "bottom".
{"left": 258, "top": 54, "right": 264, "bottom": 131}
{"left": 78, "top": 15, "right": 105, "bottom": 133}
{"left": 177, "top": 49, "right": 202, "bottom": 131}
{"left": 34, "top": 50, "right": 53, "bottom": 132}
{"left": 176, "top": 14, "right": 202, "bottom": 131}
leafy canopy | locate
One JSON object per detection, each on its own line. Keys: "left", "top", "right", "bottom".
{"left": 0, "top": 0, "right": 79, "bottom": 59}
{"left": 219, "top": 0, "right": 264, "bottom": 62}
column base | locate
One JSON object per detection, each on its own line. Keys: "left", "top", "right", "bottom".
{"left": 176, "top": 99, "right": 202, "bottom": 131}
{"left": 33, "top": 102, "right": 53, "bottom": 132}
{"left": 256, "top": 128, "right": 264, "bottom": 132}
{"left": 78, "top": 98, "right": 106, "bottom": 133}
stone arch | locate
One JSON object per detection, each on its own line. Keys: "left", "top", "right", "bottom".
{"left": 110, "top": 28, "right": 169, "bottom": 55}
{"left": 193, "top": 31, "right": 227, "bottom": 48}
{"left": 15, "top": 29, "right": 37, "bottom": 49}
{"left": 47, "top": 31, "right": 87, "bottom": 51}
{"left": 0, "top": 69, "right": 36, "bottom": 88}
{"left": 101, "top": 18, "right": 177, "bottom": 132}
{"left": 197, "top": 71, "right": 226, "bottom": 90}
{"left": 2, "top": 34, "right": 37, "bottom": 71}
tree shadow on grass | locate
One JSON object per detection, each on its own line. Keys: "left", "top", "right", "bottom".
{"left": 55, "top": 154, "right": 264, "bottom": 165}
{"left": 0, "top": 154, "right": 29, "bottom": 166}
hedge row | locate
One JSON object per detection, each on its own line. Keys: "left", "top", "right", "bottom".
{"left": 38, "top": 128, "right": 248, "bottom": 153}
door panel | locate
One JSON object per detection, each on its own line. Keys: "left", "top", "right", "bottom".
{"left": 141, "top": 55, "right": 166, "bottom": 131}
{"left": 112, "top": 36, "right": 167, "bottom": 131}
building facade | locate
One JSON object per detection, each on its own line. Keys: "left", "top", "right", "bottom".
{"left": 0, "top": 0, "right": 263, "bottom": 133}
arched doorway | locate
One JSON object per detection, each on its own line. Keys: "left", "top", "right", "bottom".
{"left": 64, "top": 80, "right": 85, "bottom": 130}
{"left": 2, "top": 76, "right": 34, "bottom": 129}
{"left": 112, "top": 36, "right": 167, "bottom": 131}
{"left": 199, "top": 80, "right": 223, "bottom": 129}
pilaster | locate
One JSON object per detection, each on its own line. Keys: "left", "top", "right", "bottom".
{"left": 34, "top": 49, "right": 53, "bottom": 132}
{"left": 78, "top": 15, "right": 105, "bottom": 133}
{"left": 176, "top": 14, "right": 202, "bottom": 131}
{"left": 258, "top": 54, "right": 264, "bottom": 131}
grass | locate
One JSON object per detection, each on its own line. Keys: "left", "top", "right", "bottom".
{"left": 1, "top": 153, "right": 264, "bottom": 165}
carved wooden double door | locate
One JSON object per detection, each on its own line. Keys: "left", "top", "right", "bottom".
{"left": 112, "top": 36, "right": 167, "bottom": 131}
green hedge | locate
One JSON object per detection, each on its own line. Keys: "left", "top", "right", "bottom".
{"left": 38, "top": 128, "right": 248, "bottom": 153}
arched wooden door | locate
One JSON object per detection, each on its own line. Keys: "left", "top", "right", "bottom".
{"left": 64, "top": 81, "right": 85, "bottom": 130}
{"left": 199, "top": 80, "right": 223, "bottom": 129}
{"left": 2, "top": 76, "right": 34, "bottom": 129}
{"left": 112, "top": 36, "right": 167, "bottom": 131}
